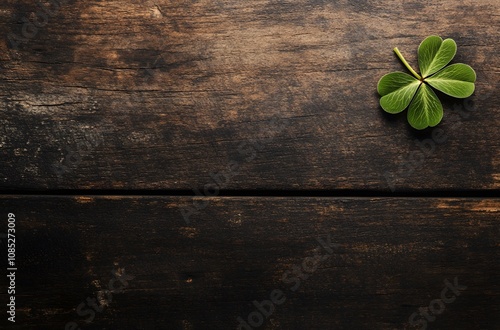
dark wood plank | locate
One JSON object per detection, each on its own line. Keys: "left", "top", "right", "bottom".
{"left": 0, "top": 0, "right": 499, "bottom": 191}
{"left": 0, "top": 196, "right": 498, "bottom": 329}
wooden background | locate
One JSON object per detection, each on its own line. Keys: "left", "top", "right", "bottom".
{"left": 0, "top": 0, "right": 499, "bottom": 329}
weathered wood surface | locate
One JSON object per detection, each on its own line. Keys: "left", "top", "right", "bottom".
{"left": 0, "top": 196, "right": 498, "bottom": 329}
{"left": 1, "top": 0, "right": 499, "bottom": 191}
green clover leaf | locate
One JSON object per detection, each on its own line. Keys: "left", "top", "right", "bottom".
{"left": 377, "top": 35, "right": 476, "bottom": 130}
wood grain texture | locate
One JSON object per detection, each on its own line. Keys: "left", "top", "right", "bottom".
{"left": 0, "top": 196, "right": 498, "bottom": 329}
{"left": 0, "top": 0, "right": 499, "bottom": 191}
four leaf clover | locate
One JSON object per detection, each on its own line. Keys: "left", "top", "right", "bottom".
{"left": 377, "top": 36, "right": 476, "bottom": 129}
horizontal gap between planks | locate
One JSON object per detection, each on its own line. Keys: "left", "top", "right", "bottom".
{"left": 0, "top": 189, "right": 498, "bottom": 198}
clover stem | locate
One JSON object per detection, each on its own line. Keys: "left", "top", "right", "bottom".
{"left": 393, "top": 47, "right": 422, "bottom": 80}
